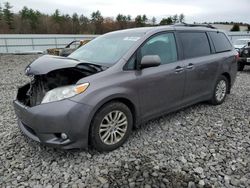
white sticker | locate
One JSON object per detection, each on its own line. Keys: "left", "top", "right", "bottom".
{"left": 123, "top": 37, "right": 141, "bottom": 41}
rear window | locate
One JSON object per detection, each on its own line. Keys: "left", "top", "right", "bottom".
{"left": 180, "top": 32, "right": 211, "bottom": 59}
{"left": 209, "top": 32, "right": 232, "bottom": 53}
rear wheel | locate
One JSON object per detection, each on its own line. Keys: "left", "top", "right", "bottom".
{"left": 237, "top": 62, "right": 245, "bottom": 71}
{"left": 90, "top": 102, "right": 133, "bottom": 152}
{"left": 209, "top": 75, "right": 229, "bottom": 105}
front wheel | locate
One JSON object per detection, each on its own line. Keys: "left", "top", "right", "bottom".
{"left": 209, "top": 75, "right": 229, "bottom": 105}
{"left": 90, "top": 102, "right": 133, "bottom": 152}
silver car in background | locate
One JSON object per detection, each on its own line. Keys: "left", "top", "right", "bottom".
{"left": 233, "top": 38, "right": 250, "bottom": 71}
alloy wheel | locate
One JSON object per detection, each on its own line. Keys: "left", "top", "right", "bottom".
{"left": 215, "top": 80, "right": 227, "bottom": 102}
{"left": 99, "top": 110, "right": 128, "bottom": 145}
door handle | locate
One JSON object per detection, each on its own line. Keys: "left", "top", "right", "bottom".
{"left": 175, "top": 66, "right": 184, "bottom": 73}
{"left": 186, "top": 63, "right": 194, "bottom": 69}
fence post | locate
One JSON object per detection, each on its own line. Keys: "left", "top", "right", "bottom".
{"left": 4, "top": 38, "right": 8, "bottom": 53}
{"left": 55, "top": 38, "right": 58, "bottom": 48}
{"left": 31, "top": 38, "right": 35, "bottom": 50}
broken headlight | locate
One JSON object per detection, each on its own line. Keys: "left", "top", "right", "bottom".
{"left": 41, "top": 83, "right": 89, "bottom": 104}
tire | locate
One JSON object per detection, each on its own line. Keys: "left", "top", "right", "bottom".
{"left": 237, "top": 62, "right": 245, "bottom": 71}
{"left": 90, "top": 102, "right": 133, "bottom": 152}
{"left": 209, "top": 75, "right": 229, "bottom": 105}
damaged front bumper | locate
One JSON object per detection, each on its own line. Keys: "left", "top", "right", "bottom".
{"left": 13, "top": 55, "right": 105, "bottom": 149}
{"left": 13, "top": 98, "right": 93, "bottom": 149}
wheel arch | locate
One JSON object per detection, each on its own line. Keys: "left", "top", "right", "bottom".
{"left": 87, "top": 96, "right": 139, "bottom": 145}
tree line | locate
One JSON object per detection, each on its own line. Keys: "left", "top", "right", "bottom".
{"left": 0, "top": 2, "right": 186, "bottom": 34}
{"left": 0, "top": 2, "right": 249, "bottom": 34}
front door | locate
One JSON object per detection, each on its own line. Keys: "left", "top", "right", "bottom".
{"left": 136, "top": 32, "right": 186, "bottom": 120}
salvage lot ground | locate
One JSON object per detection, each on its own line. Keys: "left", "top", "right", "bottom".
{"left": 0, "top": 54, "right": 249, "bottom": 188}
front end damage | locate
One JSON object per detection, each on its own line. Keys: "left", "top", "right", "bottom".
{"left": 17, "top": 55, "right": 105, "bottom": 107}
{"left": 13, "top": 55, "right": 105, "bottom": 149}
{"left": 17, "top": 67, "right": 97, "bottom": 107}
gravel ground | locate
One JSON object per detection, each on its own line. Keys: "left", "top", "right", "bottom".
{"left": 0, "top": 54, "right": 249, "bottom": 188}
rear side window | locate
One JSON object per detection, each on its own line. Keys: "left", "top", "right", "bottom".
{"left": 180, "top": 32, "right": 211, "bottom": 59}
{"left": 209, "top": 32, "right": 232, "bottom": 53}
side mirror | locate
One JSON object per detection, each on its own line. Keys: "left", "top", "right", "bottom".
{"left": 248, "top": 42, "right": 250, "bottom": 46}
{"left": 140, "top": 55, "right": 161, "bottom": 69}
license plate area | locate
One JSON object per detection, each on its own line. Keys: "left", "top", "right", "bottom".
{"left": 247, "top": 58, "right": 250, "bottom": 63}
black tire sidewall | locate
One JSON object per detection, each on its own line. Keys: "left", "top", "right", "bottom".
{"left": 237, "top": 62, "right": 245, "bottom": 71}
{"left": 90, "top": 102, "right": 133, "bottom": 152}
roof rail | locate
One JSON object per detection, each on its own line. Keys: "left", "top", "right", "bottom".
{"left": 174, "top": 22, "right": 217, "bottom": 29}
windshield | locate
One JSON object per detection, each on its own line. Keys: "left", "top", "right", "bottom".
{"left": 69, "top": 32, "right": 143, "bottom": 64}
{"left": 234, "top": 39, "right": 250, "bottom": 45}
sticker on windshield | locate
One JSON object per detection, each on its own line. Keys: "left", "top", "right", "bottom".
{"left": 123, "top": 37, "right": 141, "bottom": 41}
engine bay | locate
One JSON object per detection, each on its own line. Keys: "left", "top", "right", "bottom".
{"left": 17, "top": 65, "right": 102, "bottom": 107}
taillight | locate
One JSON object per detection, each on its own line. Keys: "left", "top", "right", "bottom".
{"left": 236, "top": 52, "right": 240, "bottom": 61}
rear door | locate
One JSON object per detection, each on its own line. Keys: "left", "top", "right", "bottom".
{"left": 135, "top": 32, "right": 186, "bottom": 119}
{"left": 178, "top": 31, "right": 218, "bottom": 103}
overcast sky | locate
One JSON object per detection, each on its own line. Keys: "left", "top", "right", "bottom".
{"left": 4, "top": 0, "right": 250, "bottom": 23}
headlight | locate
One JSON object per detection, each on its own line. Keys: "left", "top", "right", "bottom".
{"left": 243, "top": 49, "right": 248, "bottom": 54}
{"left": 41, "top": 83, "right": 89, "bottom": 104}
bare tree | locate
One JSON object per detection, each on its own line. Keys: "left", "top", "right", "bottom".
{"left": 179, "top": 13, "right": 185, "bottom": 23}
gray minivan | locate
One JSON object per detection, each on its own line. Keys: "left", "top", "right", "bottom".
{"left": 14, "top": 24, "right": 238, "bottom": 151}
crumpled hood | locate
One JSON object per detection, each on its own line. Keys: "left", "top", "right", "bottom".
{"left": 25, "top": 55, "right": 80, "bottom": 75}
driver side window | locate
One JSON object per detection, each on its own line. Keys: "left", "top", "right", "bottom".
{"left": 124, "top": 33, "right": 178, "bottom": 70}
{"left": 140, "top": 33, "right": 177, "bottom": 65}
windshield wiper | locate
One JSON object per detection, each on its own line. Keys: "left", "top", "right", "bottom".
{"left": 81, "top": 62, "right": 110, "bottom": 71}
{"left": 66, "top": 57, "right": 109, "bottom": 71}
